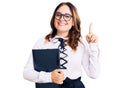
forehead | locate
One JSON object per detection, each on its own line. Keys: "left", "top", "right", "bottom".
{"left": 56, "top": 5, "right": 72, "bottom": 14}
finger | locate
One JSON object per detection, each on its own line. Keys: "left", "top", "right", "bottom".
{"left": 90, "top": 35, "right": 98, "bottom": 43}
{"left": 55, "top": 69, "right": 63, "bottom": 74}
{"left": 57, "top": 81, "right": 63, "bottom": 84}
{"left": 86, "top": 35, "right": 90, "bottom": 43}
{"left": 89, "top": 22, "right": 93, "bottom": 34}
{"left": 91, "top": 38, "right": 96, "bottom": 43}
{"left": 55, "top": 69, "right": 62, "bottom": 72}
{"left": 91, "top": 37, "right": 95, "bottom": 42}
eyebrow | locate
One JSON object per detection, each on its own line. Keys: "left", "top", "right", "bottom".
{"left": 56, "top": 12, "right": 72, "bottom": 15}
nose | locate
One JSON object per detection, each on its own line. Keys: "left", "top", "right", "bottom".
{"left": 59, "top": 15, "right": 64, "bottom": 21}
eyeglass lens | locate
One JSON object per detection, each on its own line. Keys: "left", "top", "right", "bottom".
{"left": 55, "top": 12, "right": 72, "bottom": 21}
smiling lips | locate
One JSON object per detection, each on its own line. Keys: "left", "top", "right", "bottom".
{"left": 58, "top": 22, "right": 67, "bottom": 26}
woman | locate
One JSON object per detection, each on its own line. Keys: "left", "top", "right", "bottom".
{"left": 23, "top": 2, "right": 100, "bottom": 88}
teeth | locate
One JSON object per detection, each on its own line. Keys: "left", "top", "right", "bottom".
{"left": 59, "top": 23, "right": 66, "bottom": 26}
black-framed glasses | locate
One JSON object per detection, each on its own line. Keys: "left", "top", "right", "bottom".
{"left": 55, "top": 12, "right": 73, "bottom": 21}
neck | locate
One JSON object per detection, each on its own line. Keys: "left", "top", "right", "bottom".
{"left": 57, "top": 32, "right": 69, "bottom": 39}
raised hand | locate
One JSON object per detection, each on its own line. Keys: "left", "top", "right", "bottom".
{"left": 86, "top": 23, "right": 98, "bottom": 43}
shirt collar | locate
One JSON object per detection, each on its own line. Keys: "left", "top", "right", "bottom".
{"left": 51, "top": 36, "right": 63, "bottom": 43}
{"left": 51, "top": 35, "right": 72, "bottom": 51}
{"left": 51, "top": 35, "right": 69, "bottom": 42}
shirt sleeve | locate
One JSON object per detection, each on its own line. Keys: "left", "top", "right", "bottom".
{"left": 23, "top": 38, "right": 52, "bottom": 83}
{"left": 82, "top": 42, "right": 100, "bottom": 79}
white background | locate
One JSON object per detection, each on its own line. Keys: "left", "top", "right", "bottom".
{"left": 0, "top": 0, "right": 120, "bottom": 88}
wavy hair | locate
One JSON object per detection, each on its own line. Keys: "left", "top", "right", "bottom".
{"left": 45, "top": 2, "right": 82, "bottom": 51}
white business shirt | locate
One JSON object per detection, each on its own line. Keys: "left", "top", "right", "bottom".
{"left": 23, "top": 36, "right": 100, "bottom": 83}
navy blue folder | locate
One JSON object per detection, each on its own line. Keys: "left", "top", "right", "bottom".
{"left": 32, "top": 49, "right": 60, "bottom": 88}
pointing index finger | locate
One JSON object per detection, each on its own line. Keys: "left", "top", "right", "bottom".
{"left": 89, "top": 22, "right": 93, "bottom": 34}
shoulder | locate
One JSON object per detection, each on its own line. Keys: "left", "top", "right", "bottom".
{"left": 33, "top": 37, "right": 47, "bottom": 49}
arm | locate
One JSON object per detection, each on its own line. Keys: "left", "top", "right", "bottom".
{"left": 82, "top": 43, "right": 100, "bottom": 79}
{"left": 82, "top": 23, "right": 100, "bottom": 78}
{"left": 23, "top": 38, "right": 52, "bottom": 83}
{"left": 23, "top": 52, "right": 52, "bottom": 83}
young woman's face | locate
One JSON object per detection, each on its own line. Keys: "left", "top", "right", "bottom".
{"left": 54, "top": 5, "right": 73, "bottom": 36}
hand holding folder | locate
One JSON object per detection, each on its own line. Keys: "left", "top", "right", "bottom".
{"left": 32, "top": 49, "right": 60, "bottom": 88}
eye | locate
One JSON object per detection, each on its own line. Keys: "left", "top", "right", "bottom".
{"left": 64, "top": 14, "right": 72, "bottom": 20}
{"left": 55, "top": 12, "right": 61, "bottom": 17}
{"left": 64, "top": 14, "right": 71, "bottom": 19}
